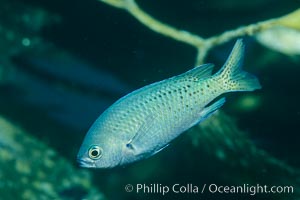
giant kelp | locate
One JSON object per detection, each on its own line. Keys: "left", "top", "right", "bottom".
{"left": 192, "top": 112, "right": 300, "bottom": 199}
{"left": 99, "top": 0, "right": 300, "bottom": 64}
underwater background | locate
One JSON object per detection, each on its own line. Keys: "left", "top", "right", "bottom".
{"left": 0, "top": 0, "right": 300, "bottom": 199}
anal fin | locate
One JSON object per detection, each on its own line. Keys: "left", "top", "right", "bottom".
{"left": 194, "top": 97, "right": 226, "bottom": 126}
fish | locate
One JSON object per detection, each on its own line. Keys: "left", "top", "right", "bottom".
{"left": 77, "top": 39, "right": 261, "bottom": 168}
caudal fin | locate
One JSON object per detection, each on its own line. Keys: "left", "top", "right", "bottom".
{"left": 216, "top": 39, "right": 261, "bottom": 92}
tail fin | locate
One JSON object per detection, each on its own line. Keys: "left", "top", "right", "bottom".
{"left": 215, "top": 39, "right": 261, "bottom": 92}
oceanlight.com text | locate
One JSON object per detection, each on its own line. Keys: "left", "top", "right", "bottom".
{"left": 124, "top": 183, "right": 294, "bottom": 196}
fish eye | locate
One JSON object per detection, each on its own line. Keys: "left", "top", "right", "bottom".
{"left": 88, "top": 145, "right": 103, "bottom": 159}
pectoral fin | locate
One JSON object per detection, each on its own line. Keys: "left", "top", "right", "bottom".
{"left": 126, "top": 113, "right": 157, "bottom": 153}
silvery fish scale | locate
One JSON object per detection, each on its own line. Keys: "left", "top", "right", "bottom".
{"left": 77, "top": 39, "right": 261, "bottom": 168}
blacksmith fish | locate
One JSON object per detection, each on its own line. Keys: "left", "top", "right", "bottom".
{"left": 77, "top": 39, "right": 261, "bottom": 168}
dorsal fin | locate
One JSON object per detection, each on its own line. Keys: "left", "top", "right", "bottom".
{"left": 178, "top": 63, "right": 214, "bottom": 81}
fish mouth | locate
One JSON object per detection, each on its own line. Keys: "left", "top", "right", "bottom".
{"left": 77, "top": 157, "right": 96, "bottom": 168}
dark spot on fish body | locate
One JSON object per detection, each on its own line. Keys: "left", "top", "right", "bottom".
{"left": 126, "top": 143, "right": 134, "bottom": 150}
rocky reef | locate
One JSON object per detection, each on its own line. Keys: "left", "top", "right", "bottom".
{"left": 0, "top": 116, "right": 106, "bottom": 200}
